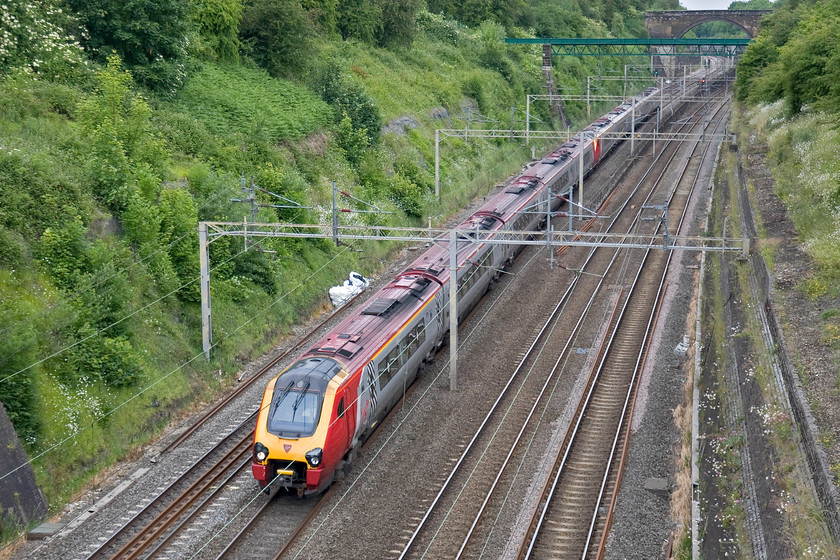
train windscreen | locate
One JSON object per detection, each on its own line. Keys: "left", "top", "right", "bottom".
{"left": 267, "top": 384, "right": 322, "bottom": 438}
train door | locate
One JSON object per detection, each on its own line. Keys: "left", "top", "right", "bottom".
{"left": 332, "top": 388, "right": 351, "bottom": 453}
{"left": 355, "top": 361, "right": 380, "bottom": 442}
{"left": 433, "top": 286, "right": 446, "bottom": 350}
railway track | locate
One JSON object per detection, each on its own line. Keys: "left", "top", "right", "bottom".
{"left": 85, "top": 417, "right": 256, "bottom": 560}
{"left": 78, "top": 294, "right": 370, "bottom": 560}
{"left": 388, "top": 90, "right": 731, "bottom": 559}
{"left": 518, "top": 96, "right": 731, "bottom": 559}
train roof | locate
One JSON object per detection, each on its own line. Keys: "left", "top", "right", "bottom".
{"left": 302, "top": 270, "right": 443, "bottom": 375}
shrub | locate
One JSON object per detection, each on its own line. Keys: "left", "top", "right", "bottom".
{"left": 159, "top": 188, "right": 201, "bottom": 302}
{"left": 36, "top": 215, "right": 91, "bottom": 290}
{"left": 313, "top": 64, "right": 381, "bottom": 145}
{"left": 336, "top": 114, "right": 372, "bottom": 168}
{"left": 462, "top": 72, "right": 488, "bottom": 112}
{"left": 69, "top": 329, "right": 143, "bottom": 388}
{"left": 240, "top": 0, "right": 315, "bottom": 79}
{"left": 189, "top": 0, "right": 242, "bottom": 62}
{"left": 387, "top": 172, "right": 425, "bottom": 217}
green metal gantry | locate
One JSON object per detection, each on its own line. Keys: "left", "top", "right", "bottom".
{"left": 505, "top": 37, "right": 750, "bottom": 57}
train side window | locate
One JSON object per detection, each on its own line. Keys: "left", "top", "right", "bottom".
{"left": 383, "top": 347, "right": 399, "bottom": 384}
{"left": 378, "top": 354, "right": 390, "bottom": 386}
{"left": 398, "top": 338, "right": 408, "bottom": 368}
{"left": 337, "top": 397, "right": 345, "bottom": 418}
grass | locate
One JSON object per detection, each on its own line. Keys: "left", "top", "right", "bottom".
{"left": 171, "top": 63, "right": 332, "bottom": 142}
{"left": 750, "top": 104, "right": 840, "bottom": 286}
{"left": 697, "top": 123, "right": 838, "bottom": 557}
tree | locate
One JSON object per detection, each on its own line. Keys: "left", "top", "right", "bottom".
{"left": 337, "top": 0, "right": 382, "bottom": 42}
{"left": 0, "top": 0, "right": 86, "bottom": 79}
{"left": 189, "top": 0, "right": 243, "bottom": 62}
{"left": 240, "top": 0, "right": 315, "bottom": 78}
{"left": 65, "top": 0, "right": 190, "bottom": 90}
{"left": 735, "top": 35, "right": 779, "bottom": 101}
{"left": 302, "top": 0, "right": 340, "bottom": 34}
{"left": 376, "top": 0, "right": 421, "bottom": 47}
{"left": 777, "top": 0, "right": 840, "bottom": 113}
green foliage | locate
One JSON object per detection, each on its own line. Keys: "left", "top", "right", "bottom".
{"left": 66, "top": 0, "right": 190, "bottom": 91}
{"left": 0, "top": 0, "right": 87, "bottom": 80}
{"left": 314, "top": 64, "right": 382, "bottom": 144}
{"left": 777, "top": 0, "right": 840, "bottom": 113}
{"left": 394, "top": 152, "right": 433, "bottom": 193}
{"left": 527, "top": 0, "right": 591, "bottom": 37}
{"left": 151, "top": 109, "right": 220, "bottom": 160}
{"left": 68, "top": 328, "right": 143, "bottom": 388}
{"left": 173, "top": 63, "right": 331, "bottom": 142}
{"left": 377, "top": 0, "right": 421, "bottom": 47}
{"left": 83, "top": 244, "right": 140, "bottom": 335}
{"left": 426, "top": 0, "right": 530, "bottom": 29}
{"left": 78, "top": 56, "right": 168, "bottom": 213}
{"left": 252, "top": 162, "right": 313, "bottom": 223}
{"left": 736, "top": 0, "right": 840, "bottom": 114}
{"left": 0, "top": 227, "right": 27, "bottom": 268}
{"left": 735, "top": 35, "right": 780, "bottom": 102}
{"left": 386, "top": 172, "right": 425, "bottom": 217}
{"left": 302, "top": 0, "right": 340, "bottom": 34}
{"left": 476, "top": 21, "right": 515, "bottom": 83}
{"left": 36, "top": 215, "right": 91, "bottom": 290}
{"left": 189, "top": 0, "right": 243, "bottom": 62}
{"left": 159, "top": 189, "right": 201, "bottom": 302}
{"left": 0, "top": 271, "right": 41, "bottom": 443}
{"left": 462, "top": 72, "right": 488, "bottom": 112}
{"left": 337, "top": 0, "right": 383, "bottom": 42}
{"left": 336, "top": 114, "right": 372, "bottom": 167}
{"left": 240, "top": 0, "right": 315, "bottom": 78}
{"left": 0, "top": 146, "right": 89, "bottom": 242}
{"left": 123, "top": 197, "right": 162, "bottom": 248}
{"left": 232, "top": 249, "right": 277, "bottom": 295}
{"left": 416, "top": 10, "right": 463, "bottom": 44}
{"left": 746, "top": 104, "right": 840, "bottom": 282}
{"left": 122, "top": 195, "right": 180, "bottom": 294}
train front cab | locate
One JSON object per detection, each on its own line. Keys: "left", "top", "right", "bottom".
{"left": 252, "top": 357, "right": 353, "bottom": 495}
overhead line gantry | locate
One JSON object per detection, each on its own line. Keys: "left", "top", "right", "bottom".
{"left": 504, "top": 37, "right": 750, "bottom": 57}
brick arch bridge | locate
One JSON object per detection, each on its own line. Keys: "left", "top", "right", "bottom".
{"left": 645, "top": 10, "right": 772, "bottom": 39}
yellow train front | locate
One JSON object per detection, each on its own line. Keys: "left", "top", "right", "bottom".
{"left": 252, "top": 356, "right": 354, "bottom": 495}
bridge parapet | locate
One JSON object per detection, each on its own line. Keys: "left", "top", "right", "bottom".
{"left": 645, "top": 10, "right": 772, "bottom": 39}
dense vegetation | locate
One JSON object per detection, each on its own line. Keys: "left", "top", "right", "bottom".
{"left": 735, "top": 0, "right": 840, "bottom": 280}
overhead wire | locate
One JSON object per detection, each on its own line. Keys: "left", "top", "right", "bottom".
{"left": 0, "top": 181, "right": 316, "bottom": 387}
{"left": 0, "top": 240, "right": 353, "bottom": 485}
{"left": 0, "top": 181, "right": 240, "bottom": 369}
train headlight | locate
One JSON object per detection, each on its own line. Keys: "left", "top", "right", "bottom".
{"left": 305, "top": 448, "right": 323, "bottom": 468}
{"left": 254, "top": 442, "right": 269, "bottom": 463}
